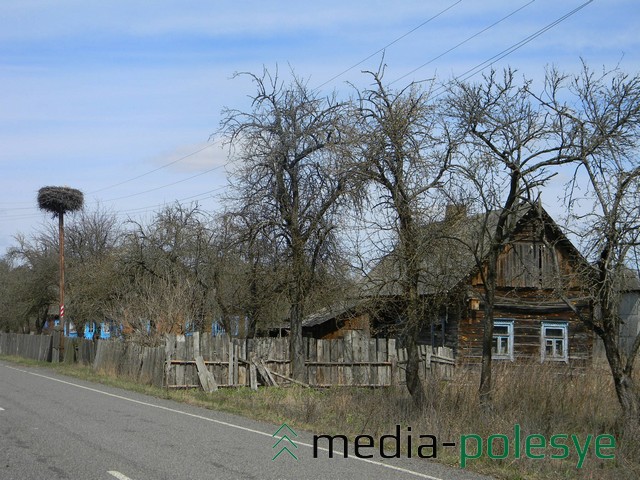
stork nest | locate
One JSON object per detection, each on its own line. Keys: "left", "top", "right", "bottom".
{"left": 37, "top": 186, "right": 84, "bottom": 216}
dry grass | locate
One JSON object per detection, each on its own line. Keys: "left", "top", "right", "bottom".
{"left": 2, "top": 354, "right": 638, "bottom": 479}
{"left": 189, "top": 362, "right": 639, "bottom": 480}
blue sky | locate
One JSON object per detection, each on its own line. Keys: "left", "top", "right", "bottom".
{"left": 1, "top": 0, "right": 639, "bottom": 252}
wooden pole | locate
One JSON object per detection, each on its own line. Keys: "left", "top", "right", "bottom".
{"left": 58, "top": 212, "right": 65, "bottom": 358}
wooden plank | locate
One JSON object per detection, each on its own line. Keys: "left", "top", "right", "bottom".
{"left": 307, "top": 338, "right": 317, "bottom": 386}
{"left": 193, "top": 332, "right": 200, "bottom": 359}
{"left": 361, "top": 335, "right": 370, "bottom": 385}
{"left": 344, "top": 332, "right": 353, "bottom": 385}
{"left": 238, "top": 340, "right": 246, "bottom": 386}
{"left": 335, "top": 338, "right": 345, "bottom": 385}
{"left": 316, "top": 339, "right": 326, "bottom": 386}
{"left": 227, "top": 337, "right": 234, "bottom": 386}
{"left": 378, "top": 338, "right": 388, "bottom": 386}
{"left": 369, "top": 339, "right": 377, "bottom": 386}
{"left": 254, "top": 359, "right": 277, "bottom": 386}
{"left": 249, "top": 352, "right": 258, "bottom": 391}
{"left": 195, "top": 355, "right": 218, "bottom": 392}
{"left": 351, "top": 332, "right": 363, "bottom": 385}
{"left": 233, "top": 340, "right": 239, "bottom": 386}
{"left": 262, "top": 359, "right": 278, "bottom": 386}
{"left": 51, "top": 331, "right": 61, "bottom": 363}
{"left": 389, "top": 339, "right": 398, "bottom": 387}
{"left": 329, "top": 339, "right": 338, "bottom": 386}
{"left": 164, "top": 335, "right": 176, "bottom": 388}
{"left": 175, "top": 335, "right": 186, "bottom": 388}
{"left": 270, "top": 369, "right": 310, "bottom": 388}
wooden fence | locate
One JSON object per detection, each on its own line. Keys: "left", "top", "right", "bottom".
{"left": 164, "top": 331, "right": 455, "bottom": 389}
{"left": 92, "top": 339, "right": 165, "bottom": 388}
{"left": 0, "top": 332, "right": 52, "bottom": 362}
{"left": 0, "top": 331, "right": 96, "bottom": 365}
{"left": 0, "top": 331, "right": 455, "bottom": 390}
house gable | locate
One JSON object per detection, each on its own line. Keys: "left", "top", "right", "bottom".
{"left": 459, "top": 206, "right": 593, "bottom": 366}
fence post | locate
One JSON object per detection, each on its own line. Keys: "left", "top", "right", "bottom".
{"left": 164, "top": 335, "right": 175, "bottom": 389}
{"left": 388, "top": 338, "right": 398, "bottom": 387}
{"left": 227, "top": 337, "right": 234, "bottom": 387}
{"left": 249, "top": 352, "right": 258, "bottom": 391}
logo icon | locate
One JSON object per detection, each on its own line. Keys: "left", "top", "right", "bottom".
{"left": 272, "top": 423, "right": 299, "bottom": 461}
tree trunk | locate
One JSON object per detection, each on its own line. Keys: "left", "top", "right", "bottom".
{"left": 402, "top": 222, "right": 427, "bottom": 409}
{"left": 479, "top": 253, "right": 498, "bottom": 408}
{"left": 405, "top": 330, "right": 426, "bottom": 409}
{"left": 289, "top": 241, "right": 307, "bottom": 382}
{"left": 289, "top": 301, "right": 305, "bottom": 382}
{"left": 602, "top": 331, "right": 640, "bottom": 425}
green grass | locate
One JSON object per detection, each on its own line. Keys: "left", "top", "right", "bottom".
{"left": 2, "top": 354, "right": 638, "bottom": 479}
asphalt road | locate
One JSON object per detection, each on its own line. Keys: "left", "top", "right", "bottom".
{"left": 0, "top": 360, "right": 493, "bottom": 480}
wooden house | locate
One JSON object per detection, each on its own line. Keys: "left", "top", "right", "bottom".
{"left": 303, "top": 204, "right": 594, "bottom": 366}
{"left": 452, "top": 206, "right": 593, "bottom": 366}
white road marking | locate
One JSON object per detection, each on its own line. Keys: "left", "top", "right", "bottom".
{"left": 4, "top": 365, "right": 444, "bottom": 480}
{"left": 108, "top": 471, "right": 134, "bottom": 480}
{"left": 0, "top": 407, "right": 5, "bottom": 411}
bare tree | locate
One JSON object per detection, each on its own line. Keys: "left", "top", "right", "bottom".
{"left": 445, "top": 68, "right": 584, "bottom": 406}
{"left": 120, "top": 203, "right": 216, "bottom": 338}
{"left": 2, "top": 238, "right": 57, "bottom": 333}
{"left": 213, "top": 210, "right": 290, "bottom": 338}
{"left": 220, "top": 68, "right": 356, "bottom": 381}
{"left": 550, "top": 63, "right": 640, "bottom": 425}
{"left": 64, "top": 205, "right": 123, "bottom": 334}
{"left": 351, "top": 68, "right": 454, "bottom": 407}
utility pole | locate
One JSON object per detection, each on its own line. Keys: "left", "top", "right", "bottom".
{"left": 37, "top": 186, "right": 83, "bottom": 358}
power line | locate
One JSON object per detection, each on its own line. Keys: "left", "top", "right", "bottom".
{"left": 82, "top": 0, "right": 474, "bottom": 205}
{"left": 390, "top": 0, "right": 536, "bottom": 86}
{"left": 315, "top": 0, "right": 463, "bottom": 90}
{"left": 0, "top": 1, "right": 595, "bottom": 229}
{"left": 111, "top": 185, "right": 228, "bottom": 218}
{"left": 453, "top": 0, "right": 594, "bottom": 84}
{"left": 87, "top": 141, "right": 219, "bottom": 195}
{"left": 396, "top": 0, "right": 594, "bottom": 91}
{"left": 99, "top": 163, "right": 226, "bottom": 202}
{"left": 0, "top": 141, "right": 222, "bottom": 208}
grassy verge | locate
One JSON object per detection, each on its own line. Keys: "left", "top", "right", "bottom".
{"left": 2, "top": 355, "right": 638, "bottom": 479}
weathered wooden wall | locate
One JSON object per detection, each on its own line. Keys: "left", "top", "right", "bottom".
{"left": 456, "top": 298, "right": 593, "bottom": 366}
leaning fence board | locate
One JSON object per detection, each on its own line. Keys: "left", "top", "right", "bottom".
{"left": 195, "top": 355, "right": 218, "bottom": 392}
{"left": 254, "top": 358, "right": 277, "bottom": 386}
